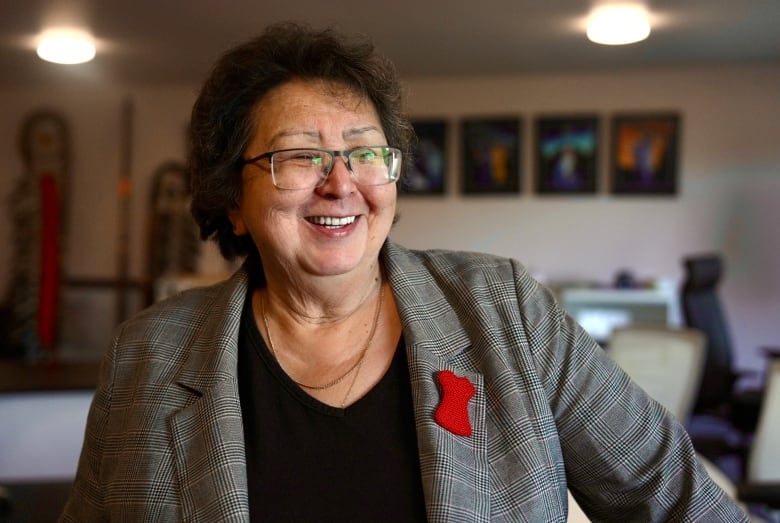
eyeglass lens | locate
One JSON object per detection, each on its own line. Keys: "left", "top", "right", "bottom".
{"left": 271, "top": 147, "right": 400, "bottom": 189}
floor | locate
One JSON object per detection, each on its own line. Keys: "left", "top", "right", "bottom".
{"left": 0, "top": 482, "right": 72, "bottom": 522}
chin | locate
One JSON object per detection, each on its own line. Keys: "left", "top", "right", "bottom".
{"left": 305, "top": 254, "right": 362, "bottom": 277}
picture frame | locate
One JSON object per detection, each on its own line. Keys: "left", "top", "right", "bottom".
{"left": 401, "top": 120, "right": 448, "bottom": 195}
{"left": 610, "top": 113, "right": 680, "bottom": 195}
{"left": 461, "top": 117, "right": 521, "bottom": 194}
{"left": 535, "top": 115, "right": 599, "bottom": 194}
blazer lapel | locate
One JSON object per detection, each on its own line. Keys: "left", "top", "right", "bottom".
{"left": 384, "top": 242, "right": 491, "bottom": 522}
{"left": 407, "top": 343, "right": 490, "bottom": 523}
{"left": 169, "top": 270, "right": 251, "bottom": 522}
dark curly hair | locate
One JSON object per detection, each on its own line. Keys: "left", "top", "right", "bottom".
{"left": 188, "top": 22, "right": 414, "bottom": 260}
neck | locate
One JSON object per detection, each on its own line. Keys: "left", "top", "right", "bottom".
{"left": 261, "top": 263, "right": 384, "bottom": 326}
{"left": 253, "top": 264, "right": 388, "bottom": 391}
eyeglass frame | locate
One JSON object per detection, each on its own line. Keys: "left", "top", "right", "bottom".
{"left": 241, "top": 145, "right": 403, "bottom": 189}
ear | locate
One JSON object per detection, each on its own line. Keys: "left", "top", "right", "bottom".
{"left": 227, "top": 208, "right": 248, "bottom": 236}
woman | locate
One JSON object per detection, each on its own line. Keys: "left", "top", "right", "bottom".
{"left": 61, "top": 23, "right": 748, "bottom": 522}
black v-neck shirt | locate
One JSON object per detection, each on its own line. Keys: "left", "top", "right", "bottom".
{"left": 237, "top": 294, "right": 427, "bottom": 522}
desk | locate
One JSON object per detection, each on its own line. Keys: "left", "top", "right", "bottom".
{"left": 560, "top": 287, "right": 681, "bottom": 344}
{"left": 0, "top": 360, "right": 98, "bottom": 521}
{"left": 0, "top": 482, "right": 73, "bottom": 523}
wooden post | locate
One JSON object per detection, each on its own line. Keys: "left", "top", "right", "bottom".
{"left": 116, "top": 97, "right": 133, "bottom": 325}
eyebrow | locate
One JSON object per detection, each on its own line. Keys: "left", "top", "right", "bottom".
{"left": 343, "top": 126, "right": 382, "bottom": 139}
{"left": 267, "top": 126, "right": 383, "bottom": 148}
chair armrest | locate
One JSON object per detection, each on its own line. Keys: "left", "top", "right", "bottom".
{"left": 734, "top": 368, "right": 762, "bottom": 379}
{"left": 737, "top": 482, "right": 780, "bottom": 509}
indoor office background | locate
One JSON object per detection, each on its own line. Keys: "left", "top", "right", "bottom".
{"left": 0, "top": 1, "right": 779, "bottom": 520}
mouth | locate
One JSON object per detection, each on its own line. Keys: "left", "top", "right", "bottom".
{"left": 306, "top": 215, "right": 357, "bottom": 229}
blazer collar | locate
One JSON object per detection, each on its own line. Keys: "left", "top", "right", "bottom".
{"left": 173, "top": 268, "right": 249, "bottom": 394}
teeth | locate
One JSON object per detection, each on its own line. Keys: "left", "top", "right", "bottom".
{"left": 309, "top": 216, "right": 356, "bottom": 228}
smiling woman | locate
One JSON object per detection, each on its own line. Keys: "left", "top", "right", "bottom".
{"left": 59, "top": 21, "right": 750, "bottom": 523}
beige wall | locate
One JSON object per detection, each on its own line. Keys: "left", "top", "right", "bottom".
{"left": 394, "top": 64, "right": 780, "bottom": 377}
{"left": 1, "top": 64, "right": 778, "bottom": 370}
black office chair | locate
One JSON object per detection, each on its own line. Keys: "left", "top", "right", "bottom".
{"left": 681, "top": 255, "right": 760, "bottom": 421}
{"left": 680, "top": 254, "right": 766, "bottom": 481}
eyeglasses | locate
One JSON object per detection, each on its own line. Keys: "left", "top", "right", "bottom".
{"left": 242, "top": 146, "right": 402, "bottom": 190}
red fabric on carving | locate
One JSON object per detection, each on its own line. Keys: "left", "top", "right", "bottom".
{"left": 38, "top": 173, "right": 59, "bottom": 351}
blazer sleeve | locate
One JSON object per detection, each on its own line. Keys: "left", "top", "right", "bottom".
{"left": 511, "top": 260, "right": 749, "bottom": 522}
{"left": 59, "top": 332, "right": 118, "bottom": 522}
{"left": 58, "top": 271, "right": 249, "bottom": 522}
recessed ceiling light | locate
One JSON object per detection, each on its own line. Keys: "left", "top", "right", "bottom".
{"left": 37, "top": 29, "right": 96, "bottom": 64}
{"left": 587, "top": 5, "right": 651, "bottom": 45}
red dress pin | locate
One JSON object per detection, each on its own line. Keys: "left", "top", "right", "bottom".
{"left": 434, "top": 370, "right": 475, "bottom": 437}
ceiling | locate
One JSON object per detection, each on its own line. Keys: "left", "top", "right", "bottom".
{"left": 1, "top": 0, "right": 779, "bottom": 87}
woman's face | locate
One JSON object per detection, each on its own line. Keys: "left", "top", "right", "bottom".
{"left": 229, "top": 79, "right": 397, "bottom": 282}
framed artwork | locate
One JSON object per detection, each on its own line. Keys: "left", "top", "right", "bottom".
{"left": 610, "top": 113, "right": 680, "bottom": 195}
{"left": 401, "top": 120, "right": 447, "bottom": 195}
{"left": 461, "top": 117, "right": 521, "bottom": 194}
{"left": 535, "top": 115, "right": 598, "bottom": 194}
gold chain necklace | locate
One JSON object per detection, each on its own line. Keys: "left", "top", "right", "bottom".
{"left": 262, "top": 277, "right": 385, "bottom": 394}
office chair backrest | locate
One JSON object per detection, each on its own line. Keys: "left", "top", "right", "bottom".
{"left": 608, "top": 326, "right": 706, "bottom": 424}
{"left": 747, "top": 356, "right": 780, "bottom": 482}
{"left": 681, "top": 254, "right": 737, "bottom": 411}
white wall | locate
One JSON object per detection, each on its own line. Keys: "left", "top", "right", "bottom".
{"left": 1, "top": 64, "right": 778, "bottom": 372}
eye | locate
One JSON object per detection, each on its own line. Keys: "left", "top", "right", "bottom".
{"left": 292, "top": 152, "right": 317, "bottom": 161}
{"left": 281, "top": 150, "right": 326, "bottom": 166}
{"left": 353, "top": 148, "right": 380, "bottom": 164}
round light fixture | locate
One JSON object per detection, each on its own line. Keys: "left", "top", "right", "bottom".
{"left": 37, "top": 30, "right": 96, "bottom": 64}
{"left": 587, "top": 5, "right": 651, "bottom": 45}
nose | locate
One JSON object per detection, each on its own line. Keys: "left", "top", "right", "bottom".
{"left": 318, "top": 154, "right": 355, "bottom": 195}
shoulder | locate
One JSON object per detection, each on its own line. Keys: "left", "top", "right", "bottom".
{"left": 384, "top": 240, "right": 520, "bottom": 278}
{"left": 383, "top": 240, "right": 542, "bottom": 298}
{"left": 382, "top": 240, "right": 569, "bottom": 351}
{"left": 382, "top": 240, "right": 564, "bottom": 338}
{"left": 131, "top": 271, "right": 244, "bottom": 324}
{"left": 112, "top": 269, "right": 248, "bottom": 358}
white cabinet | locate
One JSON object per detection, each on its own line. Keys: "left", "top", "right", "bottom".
{"left": 559, "top": 286, "right": 681, "bottom": 344}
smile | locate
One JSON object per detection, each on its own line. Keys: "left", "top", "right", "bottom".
{"left": 307, "top": 215, "right": 357, "bottom": 229}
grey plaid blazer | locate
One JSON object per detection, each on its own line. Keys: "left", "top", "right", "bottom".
{"left": 61, "top": 241, "right": 748, "bottom": 522}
